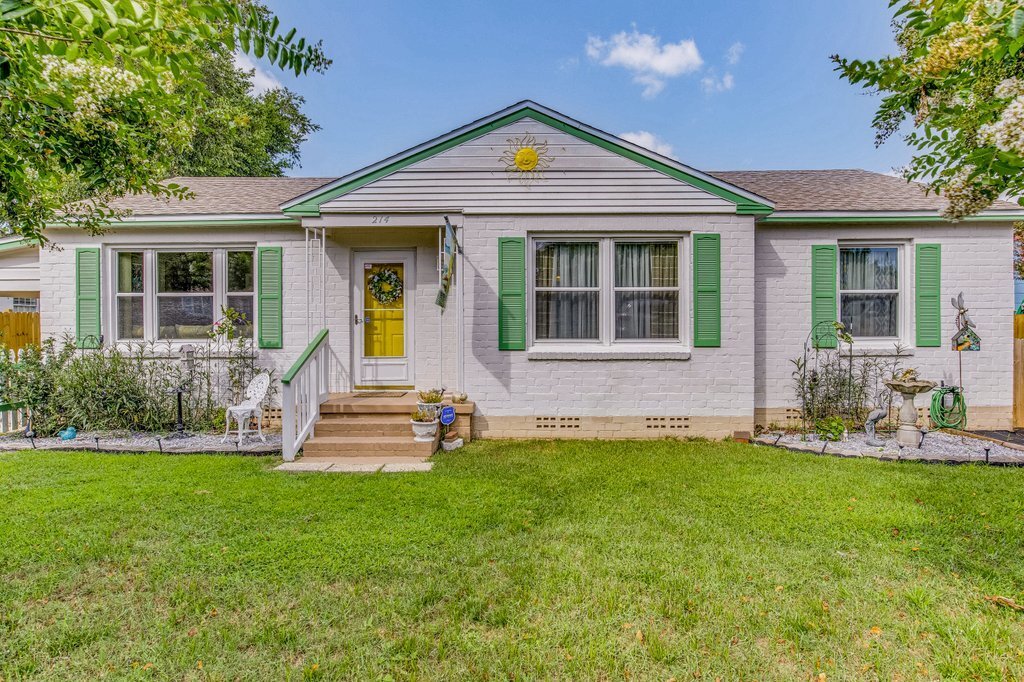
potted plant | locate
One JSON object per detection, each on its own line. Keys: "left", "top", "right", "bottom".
{"left": 417, "top": 388, "right": 444, "bottom": 419}
{"left": 410, "top": 409, "right": 439, "bottom": 442}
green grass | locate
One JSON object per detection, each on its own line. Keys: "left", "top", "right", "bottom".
{"left": 2, "top": 440, "right": 1024, "bottom": 680}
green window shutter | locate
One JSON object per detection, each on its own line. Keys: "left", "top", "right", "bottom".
{"left": 915, "top": 243, "right": 942, "bottom": 347}
{"left": 257, "top": 246, "right": 283, "bottom": 349}
{"left": 498, "top": 237, "right": 526, "bottom": 350}
{"left": 811, "top": 244, "right": 838, "bottom": 349}
{"left": 76, "top": 248, "right": 102, "bottom": 349}
{"left": 692, "top": 233, "right": 721, "bottom": 347}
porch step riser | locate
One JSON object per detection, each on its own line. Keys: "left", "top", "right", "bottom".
{"left": 314, "top": 423, "right": 411, "bottom": 437}
{"left": 303, "top": 437, "right": 438, "bottom": 458}
{"left": 320, "top": 406, "right": 420, "bottom": 416}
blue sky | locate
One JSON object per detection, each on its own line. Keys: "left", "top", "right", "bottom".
{"left": 258, "top": 1, "right": 908, "bottom": 178}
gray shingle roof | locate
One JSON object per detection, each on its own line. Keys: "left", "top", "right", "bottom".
{"left": 709, "top": 169, "right": 1020, "bottom": 213}
{"left": 103, "top": 169, "right": 1020, "bottom": 217}
{"left": 106, "top": 176, "right": 337, "bottom": 216}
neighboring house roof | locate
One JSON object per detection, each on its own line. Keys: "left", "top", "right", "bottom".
{"left": 280, "top": 100, "right": 776, "bottom": 217}
{"left": 104, "top": 176, "right": 336, "bottom": 217}
{"left": 710, "top": 169, "right": 1022, "bottom": 218}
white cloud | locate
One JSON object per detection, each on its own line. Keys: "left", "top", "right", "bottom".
{"left": 234, "top": 51, "right": 283, "bottom": 94}
{"left": 700, "top": 71, "right": 734, "bottom": 94}
{"left": 586, "top": 29, "right": 702, "bottom": 98}
{"left": 619, "top": 130, "right": 675, "bottom": 158}
{"left": 726, "top": 41, "right": 745, "bottom": 65}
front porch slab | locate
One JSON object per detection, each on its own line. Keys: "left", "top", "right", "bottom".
{"left": 275, "top": 455, "right": 433, "bottom": 473}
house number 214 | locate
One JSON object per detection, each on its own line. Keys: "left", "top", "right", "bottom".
{"left": 371, "top": 216, "right": 390, "bottom": 224}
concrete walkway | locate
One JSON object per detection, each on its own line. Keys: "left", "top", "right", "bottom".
{"left": 275, "top": 456, "right": 432, "bottom": 473}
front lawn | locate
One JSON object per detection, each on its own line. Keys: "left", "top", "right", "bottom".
{"left": 2, "top": 441, "right": 1023, "bottom": 680}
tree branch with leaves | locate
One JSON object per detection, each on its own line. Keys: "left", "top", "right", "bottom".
{"left": 0, "top": 0, "right": 331, "bottom": 243}
{"left": 834, "top": 0, "right": 1024, "bottom": 220}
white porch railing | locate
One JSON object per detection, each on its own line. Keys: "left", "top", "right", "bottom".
{"left": 281, "top": 328, "right": 330, "bottom": 461}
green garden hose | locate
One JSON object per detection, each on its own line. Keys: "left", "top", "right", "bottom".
{"left": 930, "top": 386, "right": 967, "bottom": 429}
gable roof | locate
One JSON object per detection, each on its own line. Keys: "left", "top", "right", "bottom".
{"left": 105, "top": 176, "right": 336, "bottom": 217}
{"left": 281, "top": 100, "right": 775, "bottom": 217}
{"left": 711, "top": 169, "right": 1022, "bottom": 218}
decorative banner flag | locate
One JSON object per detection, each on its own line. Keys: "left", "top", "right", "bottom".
{"left": 435, "top": 218, "right": 458, "bottom": 309}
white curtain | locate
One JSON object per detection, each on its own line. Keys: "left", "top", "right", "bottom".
{"left": 840, "top": 247, "right": 898, "bottom": 337}
{"left": 535, "top": 242, "right": 599, "bottom": 339}
{"left": 615, "top": 243, "right": 678, "bottom": 340}
{"left": 840, "top": 247, "right": 897, "bottom": 290}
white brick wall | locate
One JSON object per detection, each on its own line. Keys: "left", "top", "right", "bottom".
{"left": 39, "top": 225, "right": 456, "bottom": 400}
{"left": 460, "top": 214, "right": 756, "bottom": 420}
{"left": 40, "top": 218, "right": 1011, "bottom": 430}
{"left": 754, "top": 223, "right": 1014, "bottom": 423}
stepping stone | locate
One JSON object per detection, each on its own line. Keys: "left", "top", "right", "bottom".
{"left": 325, "top": 462, "right": 386, "bottom": 473}
{"left": 275, "top": 461, "right": 333, "bottom": 472}
{"left": 381, "top": 462, "right": 433, "bottom": 473}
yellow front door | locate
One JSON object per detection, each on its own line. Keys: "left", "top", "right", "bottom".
{"left": 363, "top": 263, "right": 405, "bottom": 358}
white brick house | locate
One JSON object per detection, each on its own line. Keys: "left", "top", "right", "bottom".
{"left": 34, "top": 101, "right": 1021, "bottom": 449}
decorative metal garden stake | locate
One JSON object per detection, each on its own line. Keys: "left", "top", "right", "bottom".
{"left": 984, "top": 446, "right": 991, "bottom": 464}
{"left": 950, "top": 292, "right": 980, "bottom": 389}
{"left": 166, "top": 345, "right": 196, "bottom": 440}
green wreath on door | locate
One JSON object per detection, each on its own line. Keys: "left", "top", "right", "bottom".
{"left": 368, "top": 267, "right": 403, "bottom": 305}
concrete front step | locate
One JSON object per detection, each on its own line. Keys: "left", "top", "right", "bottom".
{"left": 302, "top": 434, "right": 438, "bottom": 458}
{"left": 314, "top": 420, "right": 411, "bottom": 437}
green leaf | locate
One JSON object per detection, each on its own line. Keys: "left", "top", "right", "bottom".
{"left": 253, "top": 34, "right": 265, "bottom": 59}
{"left": 71, "top": 2, "right": 94, "bottom": 25}
{"left": 1009, "top": 8, "right": 1024, "bottom": 37}
{"left": 99, "top": 0, "right": 119, "bottom": 25}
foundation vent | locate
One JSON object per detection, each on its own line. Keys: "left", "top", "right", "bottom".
{"left": 645, "top": 417, "right": 690, "bottom": 430}
{"left": 534, "top": 416, "right": 582, "bottom": 430}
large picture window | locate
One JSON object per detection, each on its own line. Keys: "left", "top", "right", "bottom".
{"left": 532, "top": 237, "right": 685, "bottom": 346}
{"left": 839, "top": 246, "right": 900, "bottom": 338}
{"left": 111, "top": 248, "right": 255, "bottom": 342}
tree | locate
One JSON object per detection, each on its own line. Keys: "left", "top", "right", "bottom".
{"left": 833, "top": 1, "right": 1024, "bottom": 220}
{"left": 0, "top": 0, "right": 331, "bottom": 243}
{"left": 171, "top": 51, "right": 319, "bottom": 176}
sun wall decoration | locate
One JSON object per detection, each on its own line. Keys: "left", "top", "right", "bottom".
{"left": 501, "top": 135, "right": 553, "bottom": 186}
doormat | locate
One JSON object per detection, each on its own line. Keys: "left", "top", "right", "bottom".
{"left": 354, "top": 391, "right": 408, "bottom": 398}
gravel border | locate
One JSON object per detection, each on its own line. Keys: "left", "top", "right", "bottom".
{"left": 0, "top": 430, "right": 282, "bottom": 455}
{"left": 755, "top": 429, "right": 1024, "bottom": 466}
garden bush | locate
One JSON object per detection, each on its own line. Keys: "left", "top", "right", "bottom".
{"left": 0, "top": 310, "right": 273, "bottom": 436}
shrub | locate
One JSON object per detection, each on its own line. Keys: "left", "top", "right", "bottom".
{"left": 814, "top": 416, "right": 847, "bottom": 442}
{"left": 411, "top": 409, "right": 435, "bottom": 423}
{"left": 0, "top": 326, "right": 273, "bottom": 436}
{"left": 791, "top": 340, "right": 910, "bottom": 429}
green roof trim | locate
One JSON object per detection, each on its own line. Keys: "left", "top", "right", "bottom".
{"left": 0, "top": 238, "right": 34, "bottom": 252}
{"left": 760, "top": 214, "right": 1024, "bottom": 224}
{"left": 282, "top": 105, "right": 774, "bottom": 217}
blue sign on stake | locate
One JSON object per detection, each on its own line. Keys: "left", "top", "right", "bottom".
{"left": 439, "top": 405, "right": 456, "bottom": 426}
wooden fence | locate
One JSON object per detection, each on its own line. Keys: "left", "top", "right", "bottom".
{"left": 0, "top": 311, "right": 39, "bottom": 352}
{"left": 1015, "top": 315, "right": 1024, "bottom": 428}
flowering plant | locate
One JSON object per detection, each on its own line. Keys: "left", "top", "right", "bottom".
{"left": 834, "top": 1, "right": 1024, "bottom": 220}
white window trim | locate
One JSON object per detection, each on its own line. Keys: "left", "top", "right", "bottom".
{"left": 837, "top": 241, "right": 910, "bottom": 349}
{"left": 526, "top": 234, "right": 691, "bottom": 354}
{"left": 105, "top": 245, "right": 257, "bottom": 346}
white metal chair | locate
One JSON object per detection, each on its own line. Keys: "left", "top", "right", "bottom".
{"left": 222, "top": 372, "right": 271, "bottom": 444}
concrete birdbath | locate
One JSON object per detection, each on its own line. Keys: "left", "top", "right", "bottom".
{"left": 883, "top": 378, "right": 937, "bottom": 447}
